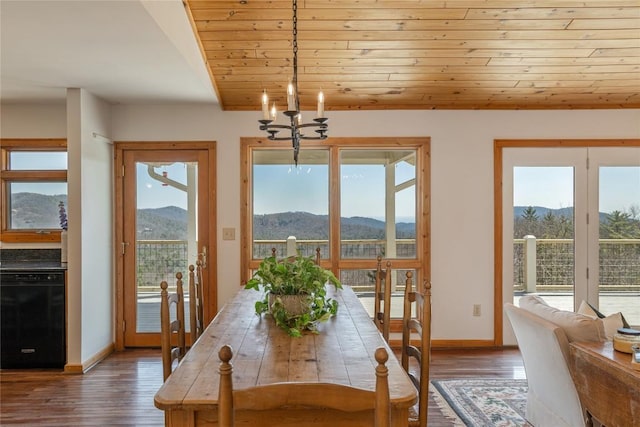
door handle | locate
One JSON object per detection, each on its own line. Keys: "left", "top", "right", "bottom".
{"left": 200, "top": 246, "right": 207, "bottom": 269}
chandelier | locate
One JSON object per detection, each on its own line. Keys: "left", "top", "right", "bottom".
{"left": 258, "top": 0, "right": 328, "bottom": 165}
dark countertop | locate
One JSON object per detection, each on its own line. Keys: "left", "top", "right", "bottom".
{"left": 0, "top": 249, "right": 67, "bottom": 272}
{"left": 0, "top": 261, "right": 67, "bottom": 272}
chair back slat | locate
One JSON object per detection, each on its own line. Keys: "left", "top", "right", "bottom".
{"left": 160, "top": 272, "right": 186, "bottom": 381}
{"left": 188, "top": 259, "right": 205, "bottom": 345}
{"left": 400, "top": 272, "right": 431, "bottom": 427}
{"left": 374, "top": 255, "right": 392, "bottom": 342}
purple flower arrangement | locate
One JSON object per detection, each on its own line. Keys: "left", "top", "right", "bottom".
{"left": 58, "top": 201, "right": 68, "bottom": 230}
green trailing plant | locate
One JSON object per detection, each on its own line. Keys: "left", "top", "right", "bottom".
{"left": 245, "top": 253, "right": 342, "bottom": 337}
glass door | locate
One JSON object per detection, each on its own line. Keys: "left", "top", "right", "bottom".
{"left": 121, "top": 148, "right": 213, "bottom": 347}
{"left": 589, "top": 148, "right": 640, "bottom": 327}
{"left": 503, "top": 146, "right": 639, "bottom": 326}
{"left": 503, "top": 148, "right": 588, "bottom": 311}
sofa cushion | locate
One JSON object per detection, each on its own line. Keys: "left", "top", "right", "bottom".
{"left": 519, "top": 294, "right": 605, "bottom": 343}
{"left": 577, "top": 300, "right": 625, "bottom": 340}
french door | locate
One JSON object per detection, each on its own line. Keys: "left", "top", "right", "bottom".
{"left": 501, "top": 143, "right": 639, "bottom": 328}
{"left": 115, "top": 142, "right": 216, "bottom": 348}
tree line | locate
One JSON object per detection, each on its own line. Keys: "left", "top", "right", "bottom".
{"left": 514, "top": 206, "right": 640, "bottom": 239}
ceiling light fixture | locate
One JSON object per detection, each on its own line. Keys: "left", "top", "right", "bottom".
{"left": 258, "top": 0, "right": 328, "bottom": 166}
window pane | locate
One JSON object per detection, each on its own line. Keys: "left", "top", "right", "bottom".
{"left": 9, "top": 182, "right": 68, "bottom": 229}
{"left": 340, "top": 149, "right": 416, "bottom": 259}
{"left": 252, "top": 149, "right": 329, "bottom": 259}
{"left": 9, "top": 152, "right": 67, "bottom": 170}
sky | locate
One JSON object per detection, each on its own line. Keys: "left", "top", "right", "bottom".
{"left": 514, "top": 166, "right": 640, "bottom": 214}
{"left": 15, "top": 151, "right": 640, "bottom": 218}
{"left": 252, "top": 161, "right": 416, "bottom": 220}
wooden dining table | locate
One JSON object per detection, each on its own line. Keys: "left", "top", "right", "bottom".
{"left": 154, "top": 285, "right": 417, "bottom": 427}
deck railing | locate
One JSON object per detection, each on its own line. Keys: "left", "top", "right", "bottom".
{"left": 135, "top": 238, "right": 640, "bottom": 293}
{"left": 513, "top": 237, "right": 640, "bottom": 292}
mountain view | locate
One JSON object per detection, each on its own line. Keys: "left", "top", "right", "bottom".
{"left": 8, "top": 193, "right": 68, "bottom": 229}
{"left": 10, "top": 193, "right": 638, "bottom": 240}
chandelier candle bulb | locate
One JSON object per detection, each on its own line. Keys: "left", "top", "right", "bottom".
{"left": 287, "top": 82, "right": 295, "bottom": 111}
{"left": 270, "top": 103, "right": 277, "bottom": 121}
{"left": 261, "top": 91, "right": 269, "bottom": 120}
{"left": 317, "top": 91, "right": 324, "bottom": 118}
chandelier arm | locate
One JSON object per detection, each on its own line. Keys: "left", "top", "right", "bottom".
{"left": 267, "top": 136, "right": 296, "bottom": 141}
{"left": 296, "top": 122, "right": 328, "bottom": 129}
{"left": 262, "top": 124, "right": 294, "bottom": 130}
{"left": 298, "top": 136, "right": 328, "bottom": 141}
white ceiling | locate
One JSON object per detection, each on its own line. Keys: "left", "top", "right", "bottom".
{"left": 0, "top": 0, "right": 218, "bottom": 105}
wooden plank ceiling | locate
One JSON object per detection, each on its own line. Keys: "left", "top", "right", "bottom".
{"left": 184, "top": 0, "right": 640, "bottom": 111}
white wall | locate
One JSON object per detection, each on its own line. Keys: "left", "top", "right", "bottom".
{"left": 113, "top": 106, "right": 640, "bottom": 344}
{"left": 0, "top": 104, "right": 66, "bottom": 139}
{"left": 3, "top": 103, "right": 640, "bottom": 347}
{"left": 0, "top": 105, "right": 66, "bottom": 249}
{"left": 68, "top": 89, "right": 114, "bottom": 364}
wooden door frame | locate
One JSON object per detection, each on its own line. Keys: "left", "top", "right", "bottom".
{"left": 114, "top": 141, "right": 217, "bottom": 350}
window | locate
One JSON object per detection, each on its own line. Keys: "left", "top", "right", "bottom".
{"left": 241, "top": 136, "right": 430, "bottom": 324}
{"left": 1, "top": 139, "right": 68, "bottom": 243}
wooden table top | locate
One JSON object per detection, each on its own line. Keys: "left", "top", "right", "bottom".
{"left": 570, "top": 340, "right": 640, "bottom": 379}
{"left": 154, "top": 285, "right": 417, "bottom": 412}
{"left": 569, "top": 340, "right": 640, "bottom": 427}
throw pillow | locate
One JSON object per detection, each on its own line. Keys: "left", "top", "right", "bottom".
{"left": 519, "top": 294, "right": 606, "bottom": 343}
{"left": 578, "top": 299, "right": 630, "bottom": 328}
{"left": 577, "top": 300, "right": 625, "bottom": 340}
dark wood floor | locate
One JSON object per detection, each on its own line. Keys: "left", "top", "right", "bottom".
{"left": 0, "top": 347, "right": 525, "bottom": 426}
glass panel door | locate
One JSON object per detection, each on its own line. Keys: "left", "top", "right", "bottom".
{"left": 122, "top": 149, "right": 211, "bottom": 347}
{"left": 505, "top": 146, "right": 639, "bottom": 326}
{"left": 339, "top": 148, "right": 417, "bottom": 319}
{"left": 597, "top": 166, "right": 640, "bottom": 326}
{"left": 503, "top": 148, "right": 588, "bottom": 312}
{"left": 589, "top": 147, "right": 640, "bottom": 327}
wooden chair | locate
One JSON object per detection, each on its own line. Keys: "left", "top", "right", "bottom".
{"left": 188, "top": 259, "right": 205, "bottom": 346}
{"left": 401, "top": 272, "right": 431, "bottom": 427}
{"left": 217, "top": 344, "right": 391, "bottom": 427}
{"left": 373, "top": 255, "right": 392, "bottom": 342}
{"left": 160, "top": 272, "right": 186, "bottom": 381}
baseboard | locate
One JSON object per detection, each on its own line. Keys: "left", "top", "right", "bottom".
{"left": 432, "top": 339, "right": 498, "bottom": 349}
{"left": 64, "top": 343, "right": 115, "bottom": 374}
{"left": 389, "top": 338, "right": 498, "bottom": 349}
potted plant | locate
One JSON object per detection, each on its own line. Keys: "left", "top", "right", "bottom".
{"left": 245, "top": 253, "right": 342, "bottom": 337}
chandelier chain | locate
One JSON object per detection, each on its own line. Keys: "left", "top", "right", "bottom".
{"left": 292, "top": 0, "right": 299, "bottom": 111}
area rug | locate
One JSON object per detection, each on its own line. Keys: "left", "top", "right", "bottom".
{"left": 430, "top": 378, "right": 529, "bottom": 427}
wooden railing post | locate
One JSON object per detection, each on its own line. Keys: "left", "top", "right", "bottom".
{"left": 523, "top": 235, "right": 537, "bottom": 293}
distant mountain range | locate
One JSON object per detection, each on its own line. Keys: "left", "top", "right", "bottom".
{"left": 9, "top": 192, "right": 67, "bottom": 229}
{"left": 513, "top": 205, "right": 611, "bottom": 223}
{"left": 513, "top": 206, "right": 573, "bottom": 218}
{"left": 12, "top": 193, "right": 613, "bottom": 240}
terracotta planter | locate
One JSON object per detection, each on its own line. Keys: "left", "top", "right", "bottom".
{"left": 268, "top": 293, "right": 312, "bottom": 316}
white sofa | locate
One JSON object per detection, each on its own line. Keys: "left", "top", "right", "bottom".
{"left": 506, "top": 295, "right": 625, "bottom": 426}
{"left": 504, "top": 295, "right": 609, "bottom": 427}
